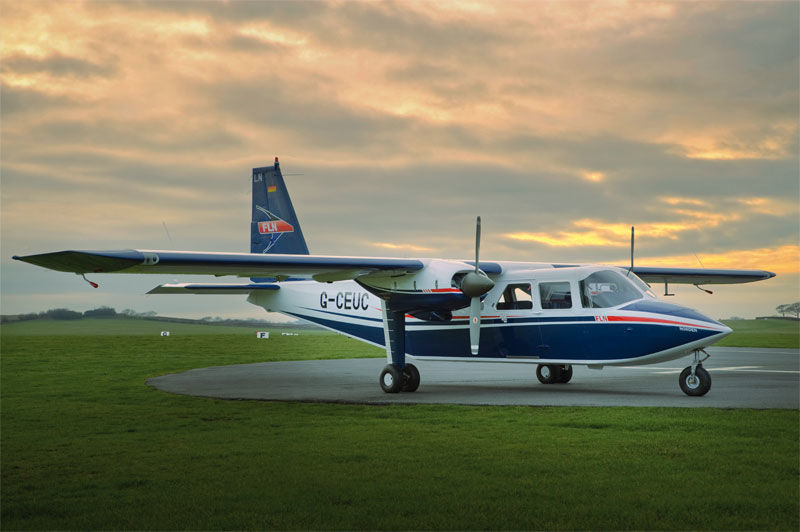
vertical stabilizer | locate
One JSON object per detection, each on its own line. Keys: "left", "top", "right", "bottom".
{"left": 251, "top": 157, "right": 309, "bottom": 256}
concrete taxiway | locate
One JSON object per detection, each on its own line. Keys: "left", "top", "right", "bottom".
{"left": 147, "top": 346, "right": 799, "bottom": 409}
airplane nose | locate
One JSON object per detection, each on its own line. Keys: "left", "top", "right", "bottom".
{"left": 621, "top": 300, "right": 733, "bottom": 339}
{"left": 712, "top": 319, "right": 733, "bottom": 338}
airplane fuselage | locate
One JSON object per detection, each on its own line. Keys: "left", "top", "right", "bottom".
{"left": 249, "top": 264, "right": 732, "bottom": 367}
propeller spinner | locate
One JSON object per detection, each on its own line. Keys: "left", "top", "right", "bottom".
{"left": 459, "top": 216, "right": 495, "bottom": 354}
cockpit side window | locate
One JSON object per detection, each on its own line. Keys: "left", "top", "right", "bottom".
{"left": 539, "top": 281, "right": 573, "bottom": 309}
{"left": 496, "top": 283, "right": 533, "bottom": 310}
{"left": 579, "top": 270, "right": 643, "bottom": 308}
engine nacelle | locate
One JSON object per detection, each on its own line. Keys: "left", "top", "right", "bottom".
{"left": 356, "top": 259, "right": 477, "bottom": 313}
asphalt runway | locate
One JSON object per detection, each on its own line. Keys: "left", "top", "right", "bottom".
{"left": 147, "top": 347, "right": 799, "bottom": 409}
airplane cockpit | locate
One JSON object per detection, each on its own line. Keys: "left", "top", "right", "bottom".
{"left": 579, "top": 269, "right": 655, "bottom": 308}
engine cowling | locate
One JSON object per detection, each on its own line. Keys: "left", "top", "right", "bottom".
{"left": 356, "top": 259, "right": 491, "bottom": 314}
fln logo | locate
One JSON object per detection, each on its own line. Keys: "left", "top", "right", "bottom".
{"left": 258, "top": 219, "right": 294, "bottom": 234}
{"left": 254, "top": 205, "right": 295, "bottom": 253}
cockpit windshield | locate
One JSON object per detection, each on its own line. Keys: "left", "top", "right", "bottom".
{"left": 627, "top": 271, "right": 657, "bottom": 298}
{"left": 579, "top": 270, "right": 645, "bottom": 308}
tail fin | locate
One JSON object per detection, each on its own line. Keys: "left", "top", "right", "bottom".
{"left": 251, "top": 157, "right": 309, "bottom": 255}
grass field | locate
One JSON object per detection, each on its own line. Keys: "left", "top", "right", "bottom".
{"left": 0, "top": 318, "right": 328, "bottom": 337}
{"left": 718, "top": 319, "right": 799, "bottom": 348}
{"left": 1, "top": 320, "right": 798, "bottom": 530}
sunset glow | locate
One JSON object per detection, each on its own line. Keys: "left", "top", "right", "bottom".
{"left": 1, "top": 0, "right": 796, "bottom": 319}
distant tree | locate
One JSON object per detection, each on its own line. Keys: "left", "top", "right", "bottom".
{"left": 83, "top": 306, "right": 117, "bottom": 318}
{"left": 120, "top": 308, "right": 137, "bottom": 316}
{"left": 139, "top": 311, "right": 157, "bottom": 317}
{"left": 776, "top": 303, "right": 800, "bottom": 318}
{"left": 42, "top": 308, "right": 82, "bottom": 320}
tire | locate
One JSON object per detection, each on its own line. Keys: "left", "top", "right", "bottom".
{"left": 536, "top": 364, "right": 562, "bottom": 384}
{"left": 401, "top": 363, "right": 420, "bottom": 392}
{"left": 558, "top": 365, "right": 573, "bottom": 383}
{"left": 380, "top": 364, "right": 403, "bottom": 393}
{"left": 679, "top": 365, "right": 712, "bottom": 396}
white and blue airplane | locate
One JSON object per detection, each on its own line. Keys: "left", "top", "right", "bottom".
{"left": 14, "top": 158, "right": 776, "bottom": 396}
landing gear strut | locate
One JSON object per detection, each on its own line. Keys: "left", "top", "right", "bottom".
{"left": 679, "top": 349, "right": 712, "bottom": 396}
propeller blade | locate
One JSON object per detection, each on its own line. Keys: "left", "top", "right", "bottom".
{"left": 461, "top": 215, "right": 494, "bottom": 297}
{"left": 627, "top": 225, "right": 634, "bottom": 277}
{"left": 469, "top": 296, "right": 481, "bottom": 354}
{"left": 464, "top": 215, "right": 491, "bottom": 355}
{"left": 474, "top": 216, "right": 481, "bottom": 272}
{"left": 630, "top": 225, "right": 635, "bottom": 271}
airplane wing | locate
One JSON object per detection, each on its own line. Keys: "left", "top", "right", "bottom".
{"left": 13, "top": 249, "right": 773, "bottom": 286}
{"left": 630, "top": 266, "right": 775, "bottom": 285}
{"left": 12, "top": 249, "right": 426, "bottom": 282}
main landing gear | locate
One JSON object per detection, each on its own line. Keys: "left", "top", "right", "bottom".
{"left": 379, "top": 363, "right": 420, "bottom": 393}
{"left": 536, "top": 364, "right": 573, "bottom": 384}
{"left": 679, "top": 349, "right": 712, "bottom": 396}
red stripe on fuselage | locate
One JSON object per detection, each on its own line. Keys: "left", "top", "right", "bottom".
{"left": 606, "top": 315, "right": 718, "bottom": 330}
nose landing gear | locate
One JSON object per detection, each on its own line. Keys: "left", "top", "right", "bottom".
{"left": 679, "top": 349, "right": 712, "bottom": 396}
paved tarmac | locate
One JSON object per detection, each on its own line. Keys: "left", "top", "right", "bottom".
{"left": 147, "top": 347, "right": 799, "bottom": 409}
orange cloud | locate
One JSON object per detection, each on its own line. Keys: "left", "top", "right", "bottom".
{"left": 661, "top": 197, "right": 711, "bottom": 208}
{"left": 505, "top": 206, "right": 740, "bottom": 247}
{"left": 736, "top": 197, "right": 799, "bottom": 217}
{"left": 580, "top": 170, "right": 606, "bottom": 182}
{"left": 638, "top": 245, "right": 799, "bottom": 274}
{"left": 371, "top": 242, "right": 433, "bottom": 253}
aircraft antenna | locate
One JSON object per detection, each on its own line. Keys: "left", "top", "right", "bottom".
{"left": 162, "top": 221, "right": 173, "bottom": 244}
{"left": 693, "top": 252, "right": 705, "bottom": 269}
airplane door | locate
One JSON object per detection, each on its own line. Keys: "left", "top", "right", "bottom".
{"left": 535, "top": 280, "right": 582, "bottom": 359}
{"left": 489, "top": 282, "right": 541, "bottom": 357}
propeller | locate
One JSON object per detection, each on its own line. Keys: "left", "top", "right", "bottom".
{"left": 459, "top": 216, "right": 495, "bottom": 354}
{"left": 627, "top": 225, "right": 634, "bottom": 277}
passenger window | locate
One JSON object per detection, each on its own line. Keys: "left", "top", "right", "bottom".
{"left": 496, "top": 283, "right": 533, "bottom": 310}
{"left": 539, "top": 282, "right": 572, "bottom": 309}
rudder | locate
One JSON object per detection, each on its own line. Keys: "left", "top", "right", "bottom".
{"left": 251, "top": 157, "right": 309, "bottom": 255}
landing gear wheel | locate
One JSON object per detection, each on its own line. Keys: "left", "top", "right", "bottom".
{"left": 679, "top": 364, "right": 711, "bottom": 396}
{"left": 401, "top": 363, "right": 420, "bottom": 392}
{"left": 558, "top": 365, "right": 573, "bottom": 383}
{"left": 380, "top": 365, "right": 403, "bottom": 393}
{"left": 536, "top": 364, "right": 563, "bottom": 384}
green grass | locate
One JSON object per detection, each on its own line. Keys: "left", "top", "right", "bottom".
{"left": 1, "top": 330, "right": 797, "bottom": 530}
{"left": 718, "top": 319, "right": 799, "bottom": 348}
{"left": 0, "top": 318, "right": 326, "bottom": 336}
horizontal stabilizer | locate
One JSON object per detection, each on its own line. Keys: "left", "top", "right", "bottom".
{"left": 148, "top": 283, "right": 280, "bottom": 294}
{"left": 631, "top": 266, "right": 775, "bottom": 285}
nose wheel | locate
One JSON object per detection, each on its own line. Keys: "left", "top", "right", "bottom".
{"left": 679, "top": 350, "right": 712, "bottom": 396}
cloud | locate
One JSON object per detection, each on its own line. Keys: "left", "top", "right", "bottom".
{"left": 639, "top": 245, "right": 799, "bottom": 275}
{"left": 371, "top": 242, "right": 434, "bottom": 253}
{"left": 1, "top": 0, "right": 797, "bottom": 320}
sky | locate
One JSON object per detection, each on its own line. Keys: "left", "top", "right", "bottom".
{"left": 1, "top": 0, "right": 798, "bottom": 321}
